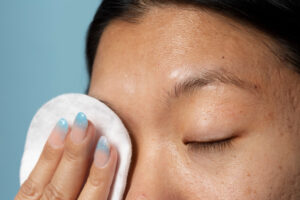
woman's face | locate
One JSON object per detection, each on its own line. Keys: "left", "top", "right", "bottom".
{"left": 88, "top": 5, "right": 300, "bottom": 200}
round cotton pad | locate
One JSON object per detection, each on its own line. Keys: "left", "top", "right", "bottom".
{"left": 19, "top": 93, "right": 132, "bottom": 200}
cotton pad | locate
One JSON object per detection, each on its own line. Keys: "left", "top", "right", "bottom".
{"left": 19, "top": 93, "right": 132, "bottom": 200}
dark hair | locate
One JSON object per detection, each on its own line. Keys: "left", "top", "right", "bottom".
{"left": 85, "top": 0, "right": 300, "bottom": 92}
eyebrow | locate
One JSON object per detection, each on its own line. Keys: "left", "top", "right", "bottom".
{"left": 94, "top": 69, "right": 260, "bottom": 111}
{"left": 165, "top": 69, "right": 260, "bottom": 100}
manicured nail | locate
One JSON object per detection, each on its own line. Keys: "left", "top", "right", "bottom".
{"left": 48, "top": 118, "right": 69, "bottom": 148}
{"left": 94, "top": 136, "right": 110, "bottom": 168}
{"left": 70, "top": 112, "right": 88, "bottom": 144}
{"left": 74, "top": 112, "right": 88, "bottom": 129}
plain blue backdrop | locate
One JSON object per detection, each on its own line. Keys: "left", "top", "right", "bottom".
{"left": 0, "top": 0, "right": 102, "bottom": 198}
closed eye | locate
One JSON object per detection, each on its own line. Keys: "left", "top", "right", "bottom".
{"left": 185, "top": 136, "right": 235, "bottom": 152}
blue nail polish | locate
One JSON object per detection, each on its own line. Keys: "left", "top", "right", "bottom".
{"left": 97, "top": 136, "right": 110, "bottom": 155}
{"left": 56, "top": 118, "right": 68, "bottom": 133}
{"left": 74, "top": 112, "right": 88, "bottom": 130}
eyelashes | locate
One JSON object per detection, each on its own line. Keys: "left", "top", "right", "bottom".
{"left": 186, "top": 136, "right": 235, "bottom": 153}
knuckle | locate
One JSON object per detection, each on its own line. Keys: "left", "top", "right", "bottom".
{"left": 88, "top": 169, "right": 106, "bottom": 188}
{"left": 88, "top": 176, "right": 106, "bottom": 188}
{"left": 17, "top": 178, "right": 42, "bottom": 199}
{"left": 63, "top": 146, "right": 81, "bottom": 163}
{"left": 42, "top": 183, "right": 65, "bottom": 200}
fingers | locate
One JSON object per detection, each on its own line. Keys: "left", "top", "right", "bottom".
{"left": 78, "top": 139, "right": 118, "bottom": 200}
{"left": 41, "top": 112, "right": 97, "bottom": 200}
{"left": 15, "top": 118, "right": 70, "bottom": 200}
{"left": 16, "top": 112, "right": 118, "bottom": 200}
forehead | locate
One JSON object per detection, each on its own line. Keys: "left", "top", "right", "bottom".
{"left": 89, "top": 5, "right": 283, "bottom": 115}
{"left": 93, "top": 5, "right": 279, "bottom": 79}
{"left": 88, "top": 5, "right": 292, "bottom": 132}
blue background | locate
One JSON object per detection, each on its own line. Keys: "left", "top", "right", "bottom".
{"left": 0, "top": 1, "right": 101, "bottom": 198}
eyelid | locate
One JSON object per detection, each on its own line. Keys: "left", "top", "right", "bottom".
{"left": 186, "top": 136, "right": 236, "bottom": 152}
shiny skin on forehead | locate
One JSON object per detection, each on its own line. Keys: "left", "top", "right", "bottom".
{"left": 89, "top": 5, "right": 277, "bottom": 120}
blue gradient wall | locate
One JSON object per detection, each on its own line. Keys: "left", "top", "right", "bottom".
{"left": 0, "top": 1, "right": 101, "bottom": 198}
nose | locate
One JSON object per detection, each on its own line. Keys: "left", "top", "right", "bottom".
{"left": 123, "top": 141, "right": 165, "bottom": 200}
{"left": 126, "top": 193, "right": 148, "bottom": 200}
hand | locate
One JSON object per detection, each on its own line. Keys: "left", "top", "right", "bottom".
{"left": 15, "top": 112, "right": 118, "bottom": 200}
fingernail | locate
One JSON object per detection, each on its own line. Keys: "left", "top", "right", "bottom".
{"left": 94, "top": 136, "right": 110, "bottom": 168}
{"left": 70, "top": 112, "right": 88, "bottom": 144}
{"left": 48, "top": 118, "right": 69, "bottom": 148}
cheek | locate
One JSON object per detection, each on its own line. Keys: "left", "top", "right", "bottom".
{"left": 237, "top": 131, "right": 300, "bottom": 199}
{"left": 165, "top": 128, "right": 298, "bottom": 200}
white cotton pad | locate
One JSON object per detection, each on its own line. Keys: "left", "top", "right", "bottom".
{"left": 19, "top": 93, "right": 132, "bottom": 200}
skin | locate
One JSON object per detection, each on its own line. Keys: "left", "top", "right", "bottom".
{"left": 16, "top": 4, "right": 300, "bottom": 200}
